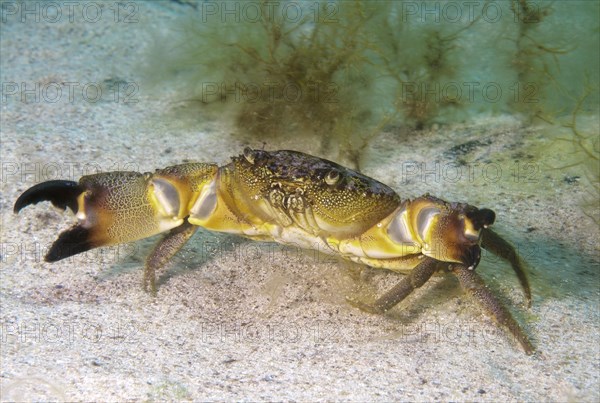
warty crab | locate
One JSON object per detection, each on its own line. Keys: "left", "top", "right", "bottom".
{"left": 14, "top": 147, "right": 534, "bottom": 354}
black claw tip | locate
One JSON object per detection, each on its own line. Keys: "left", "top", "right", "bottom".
{"left": 45, "top": 225, "right": 94, "bottom": 262}
{"left": 14, "top": 180, "right": 82, "bottom": 214}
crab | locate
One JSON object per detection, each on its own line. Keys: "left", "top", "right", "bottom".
{"left": 14, "top": 147, "right": 534, "bottom": 354}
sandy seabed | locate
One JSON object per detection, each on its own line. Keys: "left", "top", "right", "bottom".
{"left": 1, "top": 1, "right": 599, "bottom": 401}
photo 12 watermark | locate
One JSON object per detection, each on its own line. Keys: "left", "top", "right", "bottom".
{"left": 399, "top": 1, "right": 546, "bottom": 24}
{"left": 1, "top": 319, "right": 139, "bottom": 344}
{"left": 195, "top": 318, "right": 536, "bottom": 348}
{"left": 195, "top": 1, "right": 338, "bottom": 24}
{"left": 0, "top": 242, "right": 139, "bottom": 264}
{"left": 199, "top": 81, "right": 339, "bottom": 104}
{"left": 1, "top": 160, "right": 140, "bottom": 184}
{"left": 400, "top": 81, "right": 539, "bottom": 105}
{"left": 199, "top": 238, "right": 338, "bottom": 267}
{"left": 1, "top": 80, "right": 139, "bottom": 105}
{"left": 1, "top": 1, "right": 139, "bottom": 24}
{"left": 399, "top": 161, "right": 541, "bottom": 186}
{"left": 198, "top": 320, "right": 342, "bottom": 344}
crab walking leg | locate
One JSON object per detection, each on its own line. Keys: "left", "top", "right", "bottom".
{"left": 144, "top": 221, "right": 198, "bottom": 294}
{"left": 452, "top": 265, "right": 535, "bottom": 355}
{"left": 481, "top": 228, "right": 532, "bottom": 307}
{"left": 348, "top": 257, "right": 441, "bottom": 314}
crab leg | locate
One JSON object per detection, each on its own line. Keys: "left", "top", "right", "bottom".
{"left": 348, "top": 257, "right": 441, "bottom": 314}
{"left": 12, "top": 163, "right": 218, "bottom": 263}
{"left": 452, "top": 265, "right": 535, "bottom": 355}
{"left": 481, "top": 228, "right": 532, "bottom": 307}
{"left": 144, "top": 221, "right": 198, "bottom": 294}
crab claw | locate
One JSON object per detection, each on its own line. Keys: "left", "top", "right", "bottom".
{"left": 14, "top": 172, "right": 187, "bottom": 262}
{"left": 14, "top": 180, "right": 95, "bottom": 261}
{"left": 14, "top": 180, "right": 82, "bottom": 214}
{"left": 14, "top": 163, "right": 220, "bottom": 263}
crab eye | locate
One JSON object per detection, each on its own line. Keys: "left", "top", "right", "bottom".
{"left": 243, "top": 147, "right": 256, "bottom": 164}
{"left": 325, "top": 170, "right": 340, "bottom": 185}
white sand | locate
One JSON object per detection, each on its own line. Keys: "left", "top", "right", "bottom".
{"left": 1, "top": 1, "right": 598, "bottom": 401}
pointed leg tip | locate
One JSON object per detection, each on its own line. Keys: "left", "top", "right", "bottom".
{"left": 519, "top": 336, "right": 536, "bottom": 355}
{"left": 143, "top": 270, "right": 158, "bottom": 296}
{"left": 346, "top": 296, "right": 386, "bottom": 314}
{"left": 142, "top": 283, "right": 156, "bottom": 296}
